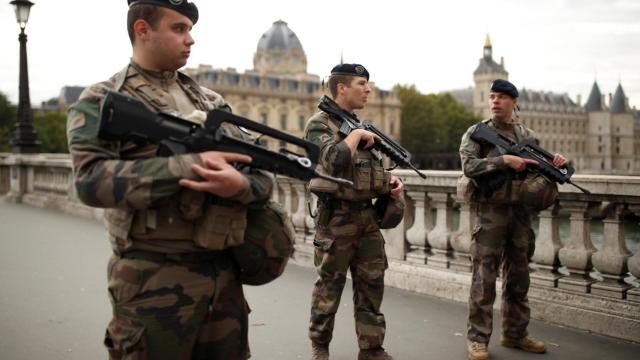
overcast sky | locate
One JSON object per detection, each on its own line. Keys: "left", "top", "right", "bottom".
{"left": 1, "top": 0, "right": 638, "bottom": 110}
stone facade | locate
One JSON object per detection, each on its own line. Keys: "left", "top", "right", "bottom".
{"left": 183, "top": 20, "right": 402, "bottom": 151}
{"left": 450, "top": 35, "right": 640, "bottom": 175}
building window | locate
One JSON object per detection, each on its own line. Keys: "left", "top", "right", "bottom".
{"left": 616, "top": 146, "right": 620, "bottom": 154}
{"left": 299, "top": 115, "right": 306, "bottom": 131}
{"left": 390, "top": 120, "right": 395, "bottom": 134}
{"left": 280, "top": 114, "right": 287, "bottom": 130}
{"left": 260, "top": 112, "right": 268, "bottom": 125}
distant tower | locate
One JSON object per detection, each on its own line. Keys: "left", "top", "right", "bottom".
{"left": 253, "top": 20, "right": 307, "bottom": 75}
{"left": 473, "top": 35, "right": 508, "bottom": 118}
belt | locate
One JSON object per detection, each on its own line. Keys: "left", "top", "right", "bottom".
{"left": 119, "top": 250, "right": 226, "bottom": 263}
{"left": 327, "top": 198, "right": 373, "bottom": 211}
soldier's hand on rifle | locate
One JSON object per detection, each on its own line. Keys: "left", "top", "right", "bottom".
{"left": 344, "top": 129, "right": 381, "bottom": 154}
{"left": 503, "top": 154, "right": 538, "bottom": 172}
{"left": 552, "top": 154, "right": 568, "bottom": 167}
{"left": 179, "top": 151, "right": 252, "bottom": 198}
{"left": 389, "top": 176, "right": 404, "bottom": 198}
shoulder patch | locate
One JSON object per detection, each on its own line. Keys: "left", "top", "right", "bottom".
{"left": 68, "top": 114, "right": 86, "bottom": 131}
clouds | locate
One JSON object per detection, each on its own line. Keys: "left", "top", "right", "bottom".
{"left": 0, "top": 0, "right": 637, "bottom": 109}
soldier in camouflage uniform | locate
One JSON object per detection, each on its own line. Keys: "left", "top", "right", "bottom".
{"left": 66, "top": 1, "right": 273, "bottom": 359}
{"left": 305, "top": 64, "right": 405, "bottom": 360}
{"left": 459, "top": 79, "right": 567, "bottom": 360}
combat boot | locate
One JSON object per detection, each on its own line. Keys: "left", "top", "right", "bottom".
{"left": 467, "top": 340, "right": 489, "bottom": 360}
{"left": 311, "top": 342, "right": 329, "bottom": 360}
{"left": 357, "top": 347, "right": 393, "bottom": 360}
{"left": 501, "top": 335, "right": 546, "bottom": 353}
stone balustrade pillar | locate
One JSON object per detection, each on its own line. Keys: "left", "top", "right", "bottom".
{"left": 426, "top": 192, "right": 454, "bottom": 269}
{"left": 531, "top": 204, "right": 564, "bottom": 287}
{"left": 280, "top": 180, "right": 293, "bottom": 221}
{"left": 558, "top": 200, "right": 597, "bottom": 293}
{"left": 290, "top": 182, "right": 308, "bottom": 244}
{"left": 625, "top": 205, "right": 640, "bottom": 302}
{"left": 450, "top": 197, "right": 475, "bottom": 272}
{"left": 591, "top": 203, "right": 633, "bottom": 298}
{"left": 405, "top": 190, "right": 432, "bottom": 264}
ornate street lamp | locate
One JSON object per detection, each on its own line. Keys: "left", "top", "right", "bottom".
{"left": 10, "top": 0, "right": 39, "bottom": 153}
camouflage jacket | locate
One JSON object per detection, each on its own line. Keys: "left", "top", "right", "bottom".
{"left": 67, "top": 62, "right": 273, "bottom": 253}
{"left": 459, "top": 118, "right": 537, "bottom": 203}
{"left": 304, "top": 110, "right": 390, "bottom": 201}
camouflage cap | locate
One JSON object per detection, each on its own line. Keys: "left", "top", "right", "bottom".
{"left": 128, "top": 0, "right": 199, "bottom": 24}
{"left": 232, "top": 201, "right": 294, "bottom": 286}
{"left": 520, "top": 173, "right": 558, "bottom": 212}
{"left": 374, "top": 194, "right": 405, "bottom": 229}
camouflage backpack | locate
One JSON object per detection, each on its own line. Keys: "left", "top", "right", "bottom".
{"left": 374, "top": 194, "right": 406, "bottom": 229}
{"left": 519, "top": 173, "right": 558, "bottom": 212}
{"left": 232, "top": 201, "right": 295, "bottom": 285}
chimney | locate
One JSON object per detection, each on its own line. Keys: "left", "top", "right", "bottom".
{"left": 608, "top": 92, "right": 612, "bottom": 106}
{"left": 577, "top": 94, "right": 582, "bottom": 106}
{"left": 500, "top": 56, "right": 504, "bottom": 67}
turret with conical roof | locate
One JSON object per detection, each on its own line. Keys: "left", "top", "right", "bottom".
{"left": 610, "top": 83, "right": 628, "bottom": 113}
{"left": 253, "top": 20, "right": 307, "bottom": 75}
{"left": 585, "top": 81, "right": 604, "bottom": 112}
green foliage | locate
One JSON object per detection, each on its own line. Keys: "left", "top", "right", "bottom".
{"left": 0, "top": 92, "right": 68, "bottom": 153}
{"left": 395, "top": 84, "right": 480, "bottom": 168}
{"left": 0, "top": 92, "right": 17, "bottom": 152}
{"left": 34, "top": 111, "right": 68, "bottom": 153}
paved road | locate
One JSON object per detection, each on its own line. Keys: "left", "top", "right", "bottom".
{"left": 1, "top": 201, "right": 638, "bottom": 359}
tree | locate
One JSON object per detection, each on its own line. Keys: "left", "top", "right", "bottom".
{"left": 34, "top": 111, "right": 68, "bottom": 153}
{"left": 0, "top": 92, "right": 17, "bottom": 152}
{"left": 395, "top": 84, "right": 479, "bottom": 169}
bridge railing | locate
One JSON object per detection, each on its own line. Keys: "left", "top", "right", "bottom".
{"left": 1, "top": 153, "right": 639, "bottom": 342}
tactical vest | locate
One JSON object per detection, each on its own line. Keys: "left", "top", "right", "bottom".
{"left": 101, "top": 63, "right": 246, "bottom": 254}
{"left": 308, "top": 111, "right": 390, "bottom": 201}
{"left": 475, "top": 118, "right": 536, "bottom": 205}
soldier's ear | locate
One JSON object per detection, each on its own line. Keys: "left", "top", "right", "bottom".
{"left": 133, "top": 19, "right": 152, "bottom": 42}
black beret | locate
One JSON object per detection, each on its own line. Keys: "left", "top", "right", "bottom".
{"left": 128, "top": 0, "right": 199, "bottom": 25}
{"left": 330, "top": 63, "right": 369, "bottom": 80}
{"left": 490, "top": 79, "right": 518, "bottom": 98}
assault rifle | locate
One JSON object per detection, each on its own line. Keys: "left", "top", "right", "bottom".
{"left": 318, "top": 95, "right": 427, "bottom": 179}
{"left": 97, "top": 91, "right": 352, "bottom": 186}
{"left": 470, "top": 122, "right": 590, "bottom": 194}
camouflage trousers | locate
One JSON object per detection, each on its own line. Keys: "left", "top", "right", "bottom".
{"left": 104, "top": 251, "right": 250, "bottom": 360}
{"left": 309, "top": 206, "right": 388, "bottom": 350}
{"left": 467, "top": 202, "right": 533, "bottom": 344}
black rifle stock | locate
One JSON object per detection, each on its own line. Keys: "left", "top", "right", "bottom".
{"left": 318, "top": 95, "right": 426, "bottom": 179}
{"left": 470, "top": 122, "right": 590, "bottom": 194}
{"left": 98, "top": 91, "right": 352, "bottom": 186}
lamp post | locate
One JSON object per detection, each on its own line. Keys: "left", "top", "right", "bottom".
{"left": 10, "top": 0, "right": 39, "bottom": 153}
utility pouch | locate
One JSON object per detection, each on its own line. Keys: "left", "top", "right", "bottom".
{"left": 353, "top": 158, "right": 372, "bottom": 191}
{"left": 193, "top": 204, "right": 247, "bottom": 250}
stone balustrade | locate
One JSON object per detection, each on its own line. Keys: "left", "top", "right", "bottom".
{"left": 1, "top": 154, "right": 638, "bottom": 342}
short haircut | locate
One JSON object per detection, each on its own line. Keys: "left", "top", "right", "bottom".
{"left": 127, "top": 4, "right": 164, "bottom": 45}
{"left": 328, "top": 75, "right": 354, "bottom": 99}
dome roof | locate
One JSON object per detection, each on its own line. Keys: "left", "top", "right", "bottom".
{"left": 257, "top": 20, "right": 304, "bottom": 52}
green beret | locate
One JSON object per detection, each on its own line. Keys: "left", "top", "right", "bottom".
{"left": 128, "top": 0, "right": 199, "bottom": 24}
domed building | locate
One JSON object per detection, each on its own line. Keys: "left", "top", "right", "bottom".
{"left": 253, "top": 20, "right": 308, "bottom": 76}
{"left": 185, "top": 20, "right": 402, "bottom": 151}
